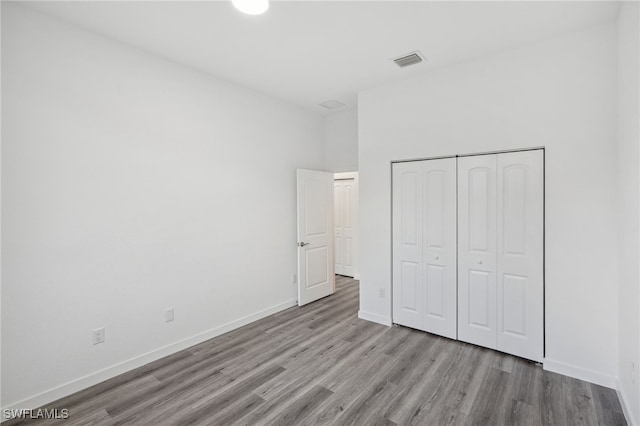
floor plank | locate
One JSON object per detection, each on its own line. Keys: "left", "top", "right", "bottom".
{"left": 4, "top": 276, "right": 626, "bottom": 425}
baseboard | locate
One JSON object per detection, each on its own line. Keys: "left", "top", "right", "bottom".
{"left": 543, "top": 358, "right": 617, "bottom": 389}
{"left": 1, "top": 298, "right": 298, "bottom": 419}
{"left": 358, "top": 310, "right": 392, "bottom": 326}
{"left": 616, "top": 379, "right": 638, "bottom": 426}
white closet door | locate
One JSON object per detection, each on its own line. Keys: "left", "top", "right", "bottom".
{"left": 341, "top": 180, "right": 356, "bottom": 277}
{"left": 334, "top": 180, "right": 356, "bottom": 277}
{"left": 458, "top": 155, "right": 498, "bottom": 349}
{"left": 497, "top": 150, "right": 544, "bottom": 362}
{"left": 422, "top": 158, "right": 457, "bottom": 339}
{"left": 393, "top": 158, "right": 456, "bottom": 337}
{"left": 392, "top": 162, "right": 423, "bottom": 330}
{"left": 334, "top": 182, "right": 345, "bottom": 275}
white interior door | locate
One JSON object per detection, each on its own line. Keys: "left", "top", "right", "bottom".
{"left": 334, "top": 179, "right": 356, "bottom": 277}
{"left": 458, "top": 154, "right": 498, "bottom": 349}
{"left": 392, "top": 159, "right": 457, "bottom": 337}
{"left": 297, "top": 169, "right": 335, "bottom": 306}
{"left": 497, "top": 150, "right": 544, "bottom": 362}
{"left": 422, "top": 158, "right": 457, "bottom": 339}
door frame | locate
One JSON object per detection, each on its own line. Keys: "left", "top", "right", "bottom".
{"left": 390, "top": 146, "right": 545, "bottom": 357}
{"left": 334, "top": 171, "right": 359, "bottom": 280}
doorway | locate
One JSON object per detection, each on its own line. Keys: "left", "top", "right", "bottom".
{"left": 295, "top": 169, "right": 359, "bottom": 307}
{"left": 334, "top": 172, "right": 359, "bottom": 279}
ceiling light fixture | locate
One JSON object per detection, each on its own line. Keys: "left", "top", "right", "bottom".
{"left": 232, "top": 0, "right": 269, "bottom": 15}
{"left": 319, "top": 100, "right": 346, "bottom": 110}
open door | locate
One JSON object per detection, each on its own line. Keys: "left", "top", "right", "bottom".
{"left": 297, "top": 169, "right": 335, "bottom": 306}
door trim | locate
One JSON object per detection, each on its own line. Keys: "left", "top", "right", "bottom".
{"left": 392, "top": 147, "right": 545, "bottom": 164}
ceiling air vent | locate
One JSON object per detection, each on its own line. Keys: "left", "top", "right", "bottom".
{"left": 393, "top": 52, "right": 424, "bottom": 68}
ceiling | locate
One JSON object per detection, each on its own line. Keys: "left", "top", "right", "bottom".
{"left": 23, "top": 1, "right": 620, "bottom": 115}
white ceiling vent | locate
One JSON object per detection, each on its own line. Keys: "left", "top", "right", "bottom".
{"left": 319, "top": 100, "right": 346, "bottom": 110}
{"left": 393, "top": 51, "right": 424, "bottom": 68}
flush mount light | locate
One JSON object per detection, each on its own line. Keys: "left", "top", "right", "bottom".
{"left": 232, "top": 0, "right": 269, "bottom": 15}
{"left": 319, "top": 100, "right": 346, "bottom": 110}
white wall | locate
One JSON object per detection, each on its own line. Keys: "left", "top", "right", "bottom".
{"left": 1, "top": 4, "right": 324, "bottom": 408}
{"left": 616, "top": 2, "right": 640, "bottom": 424}
{"left": 323, "top": 109, "right": 358, "bottom": 172}
{"left": 358, "top": 23, "right": 619, "bottom": 386}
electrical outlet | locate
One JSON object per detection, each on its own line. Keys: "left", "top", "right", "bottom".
{"left": 378, "top": 288, "right": 385, "bottom": 298}
{"left": 165, "top": 308, "right": 175, "bottom": 323}
{"left": 93, "top": 328, "right": 105, "bottom": 345}
{"left": 632, "top": 362, "right": 636, "bottom": 384}
{"left": 291, "top": 274, "right": 297, "bottom": 284}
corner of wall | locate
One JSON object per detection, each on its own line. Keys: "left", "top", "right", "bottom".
{"left": 617, "top": 379, "right": 639, "bottom": 426}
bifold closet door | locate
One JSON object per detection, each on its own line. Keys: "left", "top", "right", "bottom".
{"left": 458, "top": 150, "right": 543, "bottom": 362}
{"left": 496, "top": 150, "right": 543, "bottom": 362}
{"left": 392, "top": 158, "right": 457, "bottom": 338}
{"left": 334, "top": 179, "right": 355, "bottom": 277}
{"left": 457, "top": 155, "right": 498, "bottom": 349}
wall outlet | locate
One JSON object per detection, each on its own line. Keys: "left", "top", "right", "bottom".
{"left": 92, "top": 328, "right": 105, "bottom": 345}
{"left": 291, "top": 274, "right": 297, "bottom": 284}
{"left": 378, "top": 288, "right": 385, "bottom": 298}
{"left": 165, "top": 308, "right": 175, "bottom": 323}
{"left": 632, "top": 362, "right": 636, "bottom": 384}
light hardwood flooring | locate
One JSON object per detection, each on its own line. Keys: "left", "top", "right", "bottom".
{"left": 6, "top": 275, "right": 626, "bottom": 425}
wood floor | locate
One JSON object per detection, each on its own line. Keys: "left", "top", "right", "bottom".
{"left": 8, "top": 276, "right": 625, "bottom": 425}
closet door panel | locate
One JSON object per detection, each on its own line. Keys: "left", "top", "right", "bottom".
{"left": 334, "top": 179, "right": 356, "bottom": 278}
{"left": 422, "top": 158, "right": 457, "bottom": 339}
{"left": 468, "top": 270, "right": 491, "bottom": 328}
{"left": 334, "top": 182, "right": 344, "bottom": 275}
{"left": 392, "top": 162, "right": 423, "bottom": 330}
{"left": 458, "top": 155, "right": 497, "bottom": 349}
{"left": 342, "top": 180, "right": 355, "bottom": 277}
{"left": 497, "top": 150, "right": 543, "bottom": 362}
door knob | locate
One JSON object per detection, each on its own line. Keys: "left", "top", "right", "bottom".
{"left": 298, "top": 242, "right": 310, "bottom": 247}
